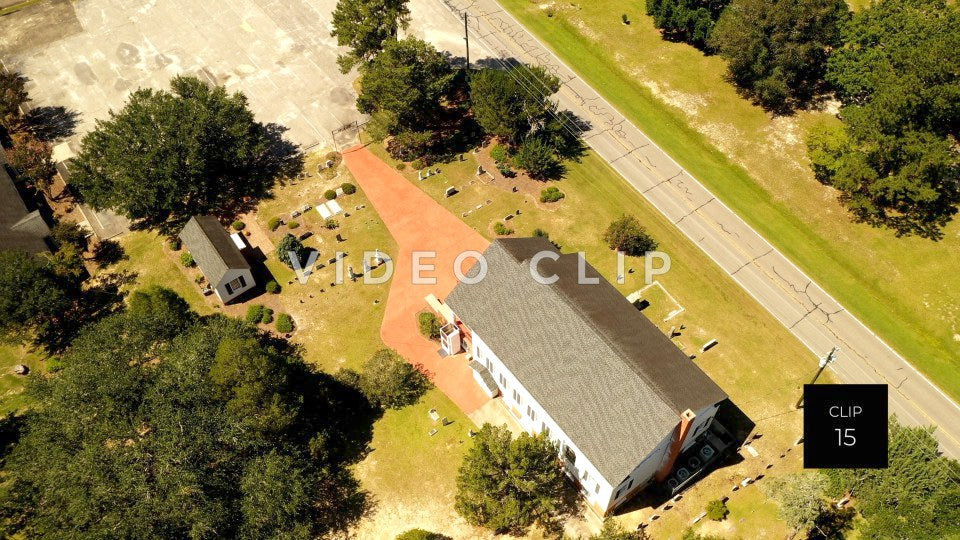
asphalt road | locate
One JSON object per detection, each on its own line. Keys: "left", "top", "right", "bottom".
{"left": 431, "top": 0, "right": 960, "bottom": 458}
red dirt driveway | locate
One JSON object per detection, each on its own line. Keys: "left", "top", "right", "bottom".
{"left": 342, "top": 146, "right": 491, "bottom": 414}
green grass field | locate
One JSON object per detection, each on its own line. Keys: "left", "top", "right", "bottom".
{"left": 495, "top": 0, "right": 960, "bottom": 402}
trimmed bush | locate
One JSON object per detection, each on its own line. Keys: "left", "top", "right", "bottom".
{"left": 493, "top": 222, "right": 514, "bottom": 236}
{"left": 180, "top": 252, "right": 195, "bottom": 267}
{"left": 265, "top": 280, "right": 281, "bottom": 294}
{"left": 287, "top": 220, "right": 299, "bottom": 230}
{"left": 539, "top": 186, "right": 565, "bottom": 203}
{"left": 323, "top": 189, "right": 337, "bottom": 201}
{"left": 490, "top": 144, "right": 510, "bottom": 163}
{"left": 276, "top": 313, "right": 294, "bottom": 333}
{"left": 396, "top": 528, "right": 450, "bottom": 540}
{"left": 245, "top": 304, "right": 264, "bottom": 324}
{"left": 267, "top": 217, "right": 281, "bottom": 231}
{"left": 275, "top": 234, "right": 307, "bottom": 268}
{"left": 356, "top": 349, "right": 432, "bottom": 409}
{"left": 706, "top": 499, "right": 729, "bottom": 521}
{"left": 260, "top": 307, "right": 274, "bottom": 324}
{"left": 231, "top": 220, "right": 245, "bottom": 231}
{"left": 168, "top": 237, "right": 181, "bottom": 251}
{"left": 418, "top": 311, "right": 442, "bottom": 340}
{"left": 324, "top": 218, "right": 339, "bottom": 230}
{"left": 341, "top": 182, "right": 357, "bottom": 195}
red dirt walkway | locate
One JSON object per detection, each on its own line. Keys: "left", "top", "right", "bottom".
{"left": 342, "top": 146, "right": 491, "bottom": 414}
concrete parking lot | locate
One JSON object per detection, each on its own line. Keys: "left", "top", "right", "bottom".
{"left": 1, "top": 0, "right": 366, "bottom": 150}
{"left": 0, "top": 0, "right": 484, "bottom": 151}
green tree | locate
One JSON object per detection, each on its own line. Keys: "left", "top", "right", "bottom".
{"left": 513, "top": 136, "right": 563, "bottom": 180}
{"left": 0, "top": 251, "right": 74, "bottom": 350}
{"left": 69, "top": 76, "right": 302, "bottom": 232}
{"left": 821, "top": 417, "right": 960, "bottom": 539}
{"left": 331, "top": 0, "right": 411, "bottom": 73}
{"left": 809, "top": 0, "right": 960, "bottom": 237}
{"left": 646, "top": 0, "right": 729, "bottom": 50}
{"left": 603, "top": 215, "right": 659, "bottom": 256}
{"left": 764, "top": 472, "right": 829, "bottom": 536}
{"left": 0, "top": 70, "right": 29, "bottom": 128}
{"left": 455, "top": 424, "right": 575, "bottom": 535}
{"left": 47, "top": 222, "right": 88, "bottom": 281}
{"left": 0, "top": 294, "right": 371, "bottom": 538}
{"left": 357, "top": 38, "right": 455, "bottom": 132}
{"left": 469, "top": 66, "right": 561, "bottom": 145}
{"left": 5, "top": 131, "right": 56, "bottom": 192}
{"left": 351, "top": 349, "right": 431, "bottom": 409}
{"left": 276, "top": 233, "right": 307, "bottom": 268}
{"left": 710, "top": 0, "right": 849, "bottom": 111}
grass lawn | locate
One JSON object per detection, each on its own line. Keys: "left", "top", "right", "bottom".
{"left": 495, "top": 0, "right": 960, "bottom": 402}
{"left": 108, "top": 230, "right": 214, "bottom": 315}
{"left": 0, "top": 344, "right": 43, "bottom": 415}
{"left": 369, "top": 141, "right": 833, "bottom": 536}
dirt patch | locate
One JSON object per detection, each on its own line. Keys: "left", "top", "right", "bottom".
{"left": 639, "top": 76, "right": 709, "bottom": 118}
{"left": 0, "top": 0, "right": 82, "bottom": 56}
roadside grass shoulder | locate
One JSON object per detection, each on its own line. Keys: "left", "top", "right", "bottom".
{"left": 493, "top": 0, "right": 960, "bottom": 401}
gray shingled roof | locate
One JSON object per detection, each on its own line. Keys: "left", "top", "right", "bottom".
{"left": 178, "top": 216, "right": 249, "bottom": 285}
{"left": 1, "top": 156, "right": 49, "bottom": 255}
{"left": 446, "top": 238, "right": 727, "bottom": 486}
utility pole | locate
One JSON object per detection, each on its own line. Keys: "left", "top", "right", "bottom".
{"left": 796, "top": 347, "right": 840, "bottom": 409}
{"left": 463, "top": 12, "right": 470, "bottom": 74}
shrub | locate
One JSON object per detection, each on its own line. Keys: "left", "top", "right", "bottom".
{"left": 357, "top": 349, "right": 431, "bottom": 409}
{"left": 168, "top": 237, "right": 181, "bottom": 251}
{"left": 260, "top": 307, "right": 274, "bottom": 324}
{"left": 496, "top": 162, "right": 515, "bottom": 178}
{"left": 245, "top": 304, "right": 264, "bottom": 324}
{"left": 267, "top": 217, "right": 281, "bottom": 231}
{"left": 396, "top": 529, "right": 451, "bottom": 540}
{"left": 287, "top": 220, "right": 299, "bottom": 229}
{"left": 603, "top": 215, "right": 658, "bottom": 256}
{"left": 493, "top": 222, "right": 514, "bottom": 236}
{"left": 231, "top": 220, "right": 245, "bottom": 231}
{"left": 324, "top": 218, "right": 339, "bottom": 230}
{"left": 395, "top": 162, "right": 406, "bottom": 171}
{"left": 323, "top": 189, "right": 337, "bottom": 201}
{"left": 180, "top": 252, "right": 195, "bottom": 267}
{"left": 265, "top": 280, "right": 281, "bottom": 294}
{"left": 411, "top": 158, "right": 425, "bottom": 170}
{"left": 275, "top": 234, "right": 307, "bottom": 268}
{"left": 532, "top": 228, "right": 550, "bottom": 238}
{"left": 539, "top": 186, "right": 565, "bottom": 203}
{"left": 418, "top": 311, "right": 442, "bottom": 340}
{"left": 341, "top": 182, "right": 357, "bottom": 195}
{"left": 490, "top": 144, "right": 510, "bottom": 163}
{"left": 705, "top": 499, "right": 729, "bottom": 521}
{"left": 513, "top": 137, "right": 563, "bottom": 179}
{"left": 276, "top": 313, "right": 294, "bottom": 333}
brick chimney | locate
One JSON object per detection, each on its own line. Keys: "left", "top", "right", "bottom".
{"left": 655, "top": 409, "right": 697, "bottom": 482}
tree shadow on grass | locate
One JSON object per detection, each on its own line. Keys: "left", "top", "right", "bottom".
{"left": 91, "top": 239, "right": 127, "bottom": 267}
{"left": 24, "top": 106, "right": 80, "bottom": 142}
